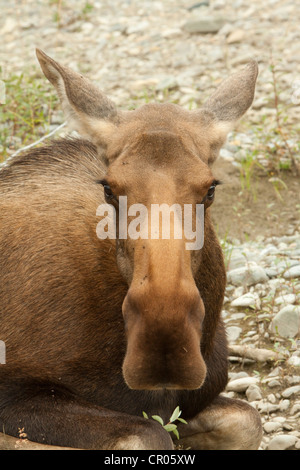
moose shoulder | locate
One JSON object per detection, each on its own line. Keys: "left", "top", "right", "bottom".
{"left": 0, "top": 50, "right": 262, "bottom": 450}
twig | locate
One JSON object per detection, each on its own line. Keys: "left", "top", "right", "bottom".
{"left": 0, "top": 122, "right": 67, "bottom": 169}
{"left": 228, "top": 345, "right": 286, "bottom": 363}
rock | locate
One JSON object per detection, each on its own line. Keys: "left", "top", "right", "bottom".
{"left": 226, "top": 29, "right": 245, "bottom": 44}
{"left": 182, "top": 17, "right": 226, "bottom": 34}
{"left": 226, "top": 376, "right": 259, "bottom": 392}
{"left": 281, "top": 385, "right": 300, "bottom": 398}
{"left": 126, "top": 21, "right": 150, "bottom": 35}
{"left": 155, "top": 76, "right": 178, "bottom": 91}
{"left": 230, "top": 293, "right": 257, "bottom": 308}
{"left": 226, "top": 326, "right": 242, "bottom": 342}
{"left": 270, "top": 305, "right": 300, "bottom": 338}
{"left": 283, "top": 265, "right": 300, "bottom": 279}
{"left": 257, "top": 402, "right": 280, "bottom": 413}
{"left": 288, "top": 356, "right": 300, "bottom": 367}
{"left": 274, "top": 294, "right": 296, "bottom": 305}
{"left": 279, "top": 400, "right": 290, "bottom": 411}
{"left": 227, "top": 264, "right": 268, "bottom": 286}
{"left": 267, "top": 435, "right": 297, "bottom": 450}
{"left": 246, "top": 384, "right": 263, "bottom": 402}
{"left": 263, "top": 421, "right": 283, "bottom": 433}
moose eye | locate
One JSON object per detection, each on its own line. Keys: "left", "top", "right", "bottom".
{"left": 96, "top": 179, "right": 116, "bottom": 201}
{"left": 207, "top": 185, "right": 216, "bottom": 200}
{"left": 201, "top": 180, "right": 221, "bottom": 204}
{"left": 103, "top": 184, "right": 115, "bottom": 200}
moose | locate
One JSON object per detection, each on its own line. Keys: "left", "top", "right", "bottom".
{"left": 0, "top": 50, "right": 262, "bottom": 450}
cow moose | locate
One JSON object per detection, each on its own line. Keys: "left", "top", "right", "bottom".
{"left": 0, "top": 50, "right": 262, "bottom": 450}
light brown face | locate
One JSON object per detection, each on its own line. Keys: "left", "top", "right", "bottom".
{"left": 100, "top": 104, "right": 223, "bottom": 389}
{"left": 36, "top": 48, "right": 258, "bottom": 390}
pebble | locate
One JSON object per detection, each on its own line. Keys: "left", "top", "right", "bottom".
{"left": 267, "top": 435, "right": 298, "bottom": 450}
{"left": 281, "top": 385, "right": 300, "bottom": 398}
{"left": 227, "top": 264, "right": 268, "bottom": 287}
{"left": 283, "top": 265, "right": 300, "bottom": 279}
{"left": 246, "top": 384, "right": 263, "bottom": 402}
{"left": 263, "top": 421, "right": 283, "bottom": 433}
{"left": 226, "top": 326, "right": 243, "bottom": 342}
{"left": 226, "top": 376, "right": 259, "bottom": 392}
{"left": 182, "top": 16, "right": 225, "bottom": 34}
{"left": 230, "top": 293, "right": 257, "bottom": 308}
{"left": 270, "top": 305, "right": 300, "bottom": 338}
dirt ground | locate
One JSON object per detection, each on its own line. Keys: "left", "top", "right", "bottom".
{"left": 211, "top": 159, "right": 300, "bottom": 241}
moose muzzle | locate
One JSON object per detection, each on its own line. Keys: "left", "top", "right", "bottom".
{"left": 122, "top": 283, "right": 207, "bottom": 390}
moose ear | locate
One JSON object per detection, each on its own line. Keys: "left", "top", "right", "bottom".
{"left": 203, "top": 60, "right": 258, "bottom": 133}
{"left": 36, "top": 48, "right": 118, "bottom": 148}
{"left": 198, "top": 60, "right": 258, "bottom": 165}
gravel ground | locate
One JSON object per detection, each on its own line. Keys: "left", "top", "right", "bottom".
{"left": 1, "top": 0, "right": 299, "bottom": 450}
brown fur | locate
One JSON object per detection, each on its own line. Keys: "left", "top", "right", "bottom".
{"left": 0, "top": 52, "right": 261, "bottom": 449}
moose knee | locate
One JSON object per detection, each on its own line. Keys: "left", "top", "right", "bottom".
{"left": 219, "top": 398, "right": 262, "bottom": 450}
{"left": 114, "top": 419, "right": 174, "bottom": 450}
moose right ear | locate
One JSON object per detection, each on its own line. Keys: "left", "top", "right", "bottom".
{"left": 36, "top": 48, "right": 118, "bottom": 149}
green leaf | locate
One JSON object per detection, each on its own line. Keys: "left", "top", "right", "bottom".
{"left": 142, "top": 411, "right": 148, "bottom": 419}
{"left": 169, "top": 406, "right": 181, "bottom": 423}
{"left": 151, "top": 415, "right": 164, "bottom": 426}
{"left": 172, "top": 428, "right": 180, "bottom": 440}
{"left": 177, "top": 417, "right": 188, "bottom": 424}
{"left": 163, "top": 423, "right": 177, "bottom": 432}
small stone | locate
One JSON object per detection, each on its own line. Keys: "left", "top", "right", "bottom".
{"left": 246, "top": 384, "right": 263, "bottom": 402}
{"left": 126, "top": 21, "right": 150, "bottom": 35}
{"left": 274, "top": 294, "right": 296, "bottom": 305}
{"left": 226, "top": 326, "right": 243, "bottom": 342}
{"left": 230, "top": 293, "right": 256, "bottom": 308}
{"left": 226, "top": 376, "right": 259, "bottom": 392}
{"left": 182, "top": 17, "right": 225, "bottom": 34}
{"left": 279, "top": 400, "right": 290, "bottom": 411}
{"left": 270, "top": 305, "right": 300, "bottom": 338}
{"left": 155, "top": 76, "right": 178, "bottom": 91}
{"left": 281, "top": 385, "right": 300, "bottom": 398}
{"left": 268, "top": 379, "right": 281, "bottom": 388}
{"left": 283, "top": 265, "right": 300, "bottom": 279}
{"left": 263, "top": 421, "right": 283, "bottom": 433}
{"left": 288, "top": 356, "right": 300, "bottom": 367}
{"left": 226, "top": 29, "right": 245, "bottom": 44}
{"left": 267, "top": 435, "right": 297, "bottom": 450}
{"left": 227, "top": 264, "right": 268, "bottom": 287}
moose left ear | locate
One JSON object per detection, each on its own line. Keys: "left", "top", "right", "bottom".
{"left": 203, "top": 60, "right": 259, "bottom": 128}
{"left": 198, "top": 60, "right": 258, "bottom": 164}
{"left": 36, "top": 48, "right": 118, "bottom": 152}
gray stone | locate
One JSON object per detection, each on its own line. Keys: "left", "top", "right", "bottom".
{"left": 263, "top": 421, "right": 283, "bottom": 433}
{"left": 227, "top": 264, "right": 268, "bottom": 286}
{"left": 281, "top": 385, "right": 300, "bottom": 398}
{"left": 230, "top": 293, "right": 257, "bottom": 308}
{"left": 283, "top": 265, "right": 300, "bottom": 279}
{"left": 182, "top": 17, "right": 226, "bottom": 34}
{"left": 267, "top": 434, "right": 297, "bottom": 450}
{"left": 246, "top": 384, "right": 263, "bottom": 402}
{"left": 226, "top": 376, "right": 259, "bottom": 392}
{"left": 274, "top": 294, "right": 296, "bottom": 305}
{"left": 270, "top": 305, "right": 300, "bottom": 338}
{"left": 226, "top": 326, "right": 242, "bottom": 342}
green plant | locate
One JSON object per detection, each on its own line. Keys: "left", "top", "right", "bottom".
{"left": 0, "top": 70, "right": 59, "bottom": 162}
{"left": 142, "top": 406, "right": 187, "bottom": 440}
{"left": 82, "top": 2, "right": 94, "bottom": 17}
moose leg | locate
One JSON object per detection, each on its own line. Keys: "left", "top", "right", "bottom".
{"left": 0, "top": 380, "right": 173, "bottom": 450}
{"left": 176, "top": 396, "right": 262, "bottom": 450}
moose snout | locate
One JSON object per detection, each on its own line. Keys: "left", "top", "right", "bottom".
{"left": 122, "top": 284, "right": 207, "bottom": 390}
